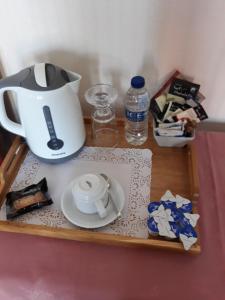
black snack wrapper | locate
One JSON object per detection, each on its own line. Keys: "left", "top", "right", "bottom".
{"left": 6, "top": 178, "right": 53, "bottom": 219}
{"left": 193, "top": 103, "right": 208, "bottom": 120}
{"left": 150, "top": 100, "right": 165, "bottom": 121}
{"left": 169, "top": 78, "right": 200, "bottom": 100}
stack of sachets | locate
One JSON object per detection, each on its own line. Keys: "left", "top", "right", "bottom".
{"left": 150, "top": 78, "right": 208, "bottom": 138}
{"left": 147, "top": 190, "right": 200, "bottom": 251}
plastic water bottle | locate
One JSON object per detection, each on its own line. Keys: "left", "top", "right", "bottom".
{"left": 124, "top": 76, "right": 150, "bottom": 145}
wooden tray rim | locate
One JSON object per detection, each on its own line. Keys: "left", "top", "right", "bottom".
{"left": 0, "top": 134, "right": 201, "bottom": 254}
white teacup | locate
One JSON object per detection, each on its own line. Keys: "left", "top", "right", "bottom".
{"left": 72, "top": 173, "right": 108, "bottom": 218}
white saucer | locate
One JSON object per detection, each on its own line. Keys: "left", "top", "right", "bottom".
{"left": 61, "top": 176, "right": 125, "bottom": 229}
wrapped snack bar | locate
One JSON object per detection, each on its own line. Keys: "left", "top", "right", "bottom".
{"left": 6, "top": 178, "right": 53, "bottom": 219}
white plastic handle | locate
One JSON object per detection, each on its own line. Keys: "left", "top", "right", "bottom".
{"left": 0, "top": 87, "right": 25, "bottom": 137}
{"left": 95, "top": 197, "right": 107, "bottom": 219}
{"left": 34, "top": 63, "right": 47, "bottom": 87}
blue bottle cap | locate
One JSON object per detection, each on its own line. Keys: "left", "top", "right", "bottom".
{"left": 147, "top": 217, "right": 159, "bottom": 235}
{"left": 131, "top": 76, "right": 145, "bottom": 89}
{"left": 148, "top": 201, "right": 161, "bottom": 214}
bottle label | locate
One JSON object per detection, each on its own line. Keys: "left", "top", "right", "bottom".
{"left": 137, "top": 93, "right": 149, "bottom": 110}
{"left": 125, "top": 110, "right": 147, "bottom": 122}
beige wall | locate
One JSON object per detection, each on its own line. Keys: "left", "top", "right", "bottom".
{"left": 0, "top": 0, "right": 224, "bottom": 122}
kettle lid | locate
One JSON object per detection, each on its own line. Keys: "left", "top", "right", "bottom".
{"left": 0, "top": 63, "right": 73, "bottom": 91}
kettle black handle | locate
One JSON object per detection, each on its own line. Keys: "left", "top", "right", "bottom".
{"left": 0, "top": 87, "right": 25, "bottom": 137}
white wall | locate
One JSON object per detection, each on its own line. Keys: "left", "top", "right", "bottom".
{"left": 0, "top": 0, "right": 224, "bottom": 121}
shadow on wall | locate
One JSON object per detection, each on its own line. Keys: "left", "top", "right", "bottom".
{"left": 137, "top": 55, "right": 159, "bottom": 97}
{"left": 18, "top": 53, "right": 173, "bottom": 120}
{"left": 102, "top": 67, "right": 124, "bottom": 115}
{"left": 31, "top": 51, "right": 162, "bottom": 118}
{"left": 26, "top": 49, "right": 178, "bottom": 118}
{"left": 0, "top": 66, "right": 15, "bottom": 156}
{"left": 0, "top": 61, "right": 6, "bottom": 78}
{"left": 0, "top": 62, "right": 17, "bottom": 122}
{"left": 34, "top": 50, "right": 129, "bottom": 117}
{"left": 1, "top": 51, "right": 167, "bottom": 119}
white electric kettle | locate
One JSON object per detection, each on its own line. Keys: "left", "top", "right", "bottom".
{"left": 0, "top": 63, "right": 86, "bottom": 163}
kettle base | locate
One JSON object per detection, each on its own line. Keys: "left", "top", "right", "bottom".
{"left": 33, "top": 146, "right": 85, "bottom": 164}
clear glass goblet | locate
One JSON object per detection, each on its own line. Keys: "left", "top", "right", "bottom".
{"left": 85, "top": 84, "right": 118, "bottom": 147}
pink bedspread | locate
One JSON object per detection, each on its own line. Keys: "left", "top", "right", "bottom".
{"left": 0, "top": 132, "right": 224, "bottom": 300}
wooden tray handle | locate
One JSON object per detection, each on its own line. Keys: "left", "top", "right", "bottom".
{"left": 187, "top": 143, "right": 199, "bottom": 203}
{"left": 0, "top": 166, "right": 5, "bottom": 195}
{"left": 0, "top": 136, "right": 27, "bottom": 207}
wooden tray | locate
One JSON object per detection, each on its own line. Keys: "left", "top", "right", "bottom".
{"left": 0, "top": 118, "right": 200, "bottom": 254}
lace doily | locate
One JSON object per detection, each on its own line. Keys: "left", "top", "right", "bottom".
{"left": 0, "top": 147, "right": 152, "bottom": 238}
